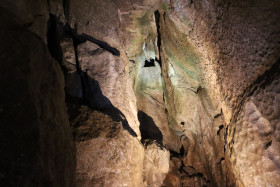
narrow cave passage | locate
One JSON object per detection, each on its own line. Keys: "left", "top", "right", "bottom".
{"left": 1, "top": 0, "right": 280, "bottom": 187}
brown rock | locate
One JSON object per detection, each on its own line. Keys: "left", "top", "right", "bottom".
{"left": 0, "top": 7, "right": 75, "bottom": 186}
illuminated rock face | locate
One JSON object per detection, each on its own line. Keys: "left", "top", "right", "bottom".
{"left": 0, "top": 0, "right": 279, "bottom": 186}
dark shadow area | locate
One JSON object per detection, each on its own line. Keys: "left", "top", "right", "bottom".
{"left": 265, "top": 140, "right": 272, "bottom": 149}
{"left": 47, "top": 14, "right": 63, "bottom": 64}
{"left": 79, "top": 33, "right": 120, "bottom": 56}
{"left": 154, "top": 10, "right": 162, "bottom": 67}
{"left": 217, "top": 157, "right": 225, "bottom": 164}
{"left": 180, "top": 145, "right": 185, "bottom": 157}
{"left": 169, "top": 149, "right": 181, "bottom": 158}
{"left": 69, "top": 70, "right": 137, "bottom": 138}
{"left": 138, "top": 110, "right": 163, "bottom": 146}
{"left": 144, "top": 58, "right": 155, "bottom": 67}
{"left": 63, "top": 23, "right": 120, "bottom": 56}
{"left": 47, "top": 18, "right": 120, "bottom": 60}
{"left": 0, "top": 8, "right": 76, "bottom": 186}
{"left": 63, "top": 0, "right": 70, "bottom": 20}
{"left": 217, "top": 124, "right": 224, "bottom": 135}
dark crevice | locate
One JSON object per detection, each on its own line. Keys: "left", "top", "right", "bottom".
{"left": 144, "top": 58, "right": 155, "bottom": 67}
{"left": 214, "top": 113, "right": 221, "bottom": 118}
{"left": 214, "top": 109, "right": 223, "bottom": 118}
{"left": 180, "top": 145, "right": 185, "bottom": 157}
{"left": 180, "top": 134, "right": 186, "bottom": 141}
{"left": 138, "top": 110, "right": 163, "bottom": 147}
{"left": 169, "top": 149, "right": 181, "bottom": 158}
{"left": 217, "top": 157, "right": 225, "bottom": 164}
{"left": 129, "top": 59, "right": 135, "bottom": 64}
{"left": 265, "top": 140, "right": 272, "bottom": 149}
{"left": 195, "top": 86, "right": 202, "bottom": 94}
{"left": 47, "top": 14, "right": 63, "bottom": 64}
{"left": 46, "top": 0, "right": 50, "bottom": 9}
{"left": 163, "top": 12, "right": 166, "bottom": 24}
{"left": 63, "top": 0, "right": 70, "bottom": 21}
{"left": 179, "top": 160, "right": 185, "bottom": 173}
{"left": 217, "top": 124, "right": 224, "bottom": 135}
{"left": 154, "top": 10, "right": 162, "bottom": 67}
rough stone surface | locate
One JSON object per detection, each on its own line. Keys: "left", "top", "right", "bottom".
{"left": 1, "top": 0, "right": 280, "bottom": 186}
{"left": 71, "top": 106, "right": 144, "bottom": 187}
{"left": 143, "top": 143, "right": 170, "bottom": 186}
{"left": 76, "top": 41, "right": 140, "bottom": 137}
{"left": 229, "top": 64, "right": 280, "bottom": 187}
{"left": 160, "top": 0, "right": 280, "bottom": 186}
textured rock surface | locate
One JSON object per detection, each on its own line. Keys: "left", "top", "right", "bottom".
{"left": 160, "top": 0, "right": 280, "bottom": 186}
{"left": 0, "top": 7, "right": 75, "bottom": 186}
{"left": 143, "top": 143, "right": 170, "bottom": 186}
{"left": 71, "top": 106, "right": 144, "bottom": 186}
{"left": 51, "top": 2, "right": 147, "bottom": 185}
{"left": 229, "top": 64, "right": 280, "bottom": 186}
{"left": 76, "top": 41, "right": 140, "bottom": 136}
{"left": 1, "top": 0, "right": 280, "bottom": 186}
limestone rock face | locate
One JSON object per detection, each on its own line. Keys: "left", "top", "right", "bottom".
{"left": 76, "top": 41, "right": 140, "bottom": 136}
{"left": 229, "top": 66, "right": 280, "bottom": 187}
{"left": 1, "top": 0, "right": 280, "bottom": 186}
{"left": 51, "top": 2, "right": 147, "bottom": 185}
{"left": 143, "top": 143, "right": 170, "bottom": 186}
{"left": 71, "top": 106, "right": 144, "bottom": 186}
{"left": 159, "top": 0, "right": 280, "bottom": 186}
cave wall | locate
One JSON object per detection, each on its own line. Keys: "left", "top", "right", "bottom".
{"left": 0, "top": 5, "right": 75, "bottom": 186}
{"left": 159, "top": 8, "right": 230, "bottom": 187}
{"left": 0, "top": 0, "right": 279, "bottom": 186}
{"left": 160, "top": 0, "right": 280, "bottom": 186}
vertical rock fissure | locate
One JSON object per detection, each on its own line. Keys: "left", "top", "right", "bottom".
{"left": 47, "top": 14, "right": 63, "bottom": 64}
{"left": 63, "top": 0, "right": 70, "bottom": 21}
{"left": 154, "top": 10, "right": 162, "bottom": 67}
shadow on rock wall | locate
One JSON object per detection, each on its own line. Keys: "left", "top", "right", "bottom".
{"left": 138, "top": 110, "right": 163, "bottom": 146}
{"left": 68, "top": 70, "right": 138, "bottom": 139}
